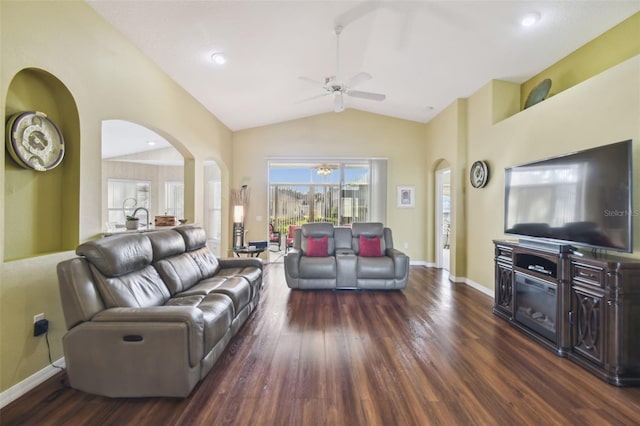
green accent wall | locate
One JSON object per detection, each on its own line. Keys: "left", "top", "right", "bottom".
{"left": 521, "top": 12, "right": 640, "bottom": 109}
{"left": 4, "top": 69, "right": 80, "bottom": 261}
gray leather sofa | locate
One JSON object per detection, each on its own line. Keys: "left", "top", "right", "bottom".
{"left": 56, "top": 225, "right": 262, "bottom": 398}
{"left": 284, "top": 222, "right": 409, "bottom": 290}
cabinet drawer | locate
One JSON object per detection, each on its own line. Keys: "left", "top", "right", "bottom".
{"left": 495, "top": 246, "right": 513, "bottom": 264}
{"left": 571, "top": 263, "right": 605, "bottom": 289}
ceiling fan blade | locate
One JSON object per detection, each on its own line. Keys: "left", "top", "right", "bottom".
{"left": 347, "top": 90, "right": 386, "bottom": 101}
{"left": 334, "top": 92, "right": 345, "bottom": 112}
{"left": 299, "top": 76, "right": 326, "bottom": 87}
{"left": 296, "top": 92, "right": 331, "bottom": 104}
{"left": 345, "top": 72, "right": 372, "bottom": 89}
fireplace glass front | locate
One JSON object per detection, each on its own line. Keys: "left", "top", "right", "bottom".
{"left": 514, "top": 272, "right": 557, "bottom": 343}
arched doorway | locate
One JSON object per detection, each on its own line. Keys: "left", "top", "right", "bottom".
{"left": 435, "top": 166, "right": 451, "bottom": 271}
{"left": 101, "top": 120, "right": 184, "bottom": 232}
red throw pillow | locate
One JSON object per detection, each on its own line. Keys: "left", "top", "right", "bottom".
{"left": 306, "top": 236, "right": 329, "bottom": 257}
{"left": 359, "top": 235, "right": 382, "bottom": 257}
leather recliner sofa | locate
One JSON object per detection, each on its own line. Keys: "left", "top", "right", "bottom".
{"left": 56, "top": 225, "right": 262, "bottom": 398}
{"left": 284, "top": 222, "right": 409, "bottom": 290}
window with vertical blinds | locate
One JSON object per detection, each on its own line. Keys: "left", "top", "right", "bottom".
{"left": 164, "top": 181, "right": 184, "bottom": 219}
{"left": 268, "top": 159, "right": 387, "bottom": 235}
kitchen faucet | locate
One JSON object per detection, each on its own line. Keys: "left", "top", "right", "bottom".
{"left": 132, "top": 207, "right": 150, "bottom": 230}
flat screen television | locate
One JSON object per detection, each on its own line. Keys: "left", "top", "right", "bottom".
{"left": 504, "top": 140, "right": 633, "bottom": 253}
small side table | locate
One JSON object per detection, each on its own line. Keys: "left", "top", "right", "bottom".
{"left": 233, "top": 247, "right": 265, "bottom": 258}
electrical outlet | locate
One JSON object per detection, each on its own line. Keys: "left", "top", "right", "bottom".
{"left": 34, "top": 319, "right": 49, "bottom": 336}
{"left": 34, "top": 313, "right": 45, "bottom": 323}
{"left": 403, "top": 242, "right": 409, "bottom": 249}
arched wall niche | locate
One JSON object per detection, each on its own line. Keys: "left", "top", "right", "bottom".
{"left": 4, "top": 68, "right": 80, "bottom": 261}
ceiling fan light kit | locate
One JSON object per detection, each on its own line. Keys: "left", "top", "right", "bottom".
{"left": 298, "top": 25, "right": 387, "bottom": 112}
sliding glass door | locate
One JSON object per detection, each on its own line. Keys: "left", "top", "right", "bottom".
{"left": 268, "top": 159, "right": 386, "bottom": 236}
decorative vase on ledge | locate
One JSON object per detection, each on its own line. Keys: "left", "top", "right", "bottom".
{"left": 125, "top": 217, "right": 139, "bottom": 230}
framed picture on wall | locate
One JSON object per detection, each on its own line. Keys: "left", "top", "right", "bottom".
{"left": 397, "top": 185, "right": 415, "bottom": 208}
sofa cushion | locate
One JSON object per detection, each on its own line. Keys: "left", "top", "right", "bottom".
{"left": 299, "top": 256, "right": 336, "bottom": 279}
{"left": 164, "top": 295, "right": 205, "bottom": 307}
{"left": 334, "top": 226, "right": 352, "bottom": 250}
{"left": 188, "top": 247, "right": 220, "bottom": 278}
{"left": 216, "top": 266, "right": 262, "bottom": 298}
{"left": 90, "top": 264, "right": 171, "bottom": 308}
{"left": 154, "top": 253, "right": 202, "bottom": 295}
{"left": 198, "top": 276, "right": 251, "bottom": 316}
{"left": 351, "top": 223, "right": 387, "bottom": 255}
{"left": 300, "top": 222, "right": 335, "bottom": 255}
{"left": 174, "top": 225, "right": 207, "bottom": 251}
{"left": 216, "top": 266, "right": 261, "bottom": 283}
{"left": 359, "top": 235, "right": 383, "bottom": 257}
{"left": 197, "top": 293, "right": 234, "bottom": 354}
{"left": 357, "top": 257, "right": 395, "bottom": 279}
{"left": 173, "top": 275, "right": 251, "bottom": 316}
{"left": 77, "top": 233, "right": 152, "bottom": 277}
{"left": 146, "top": 230, "right": 186, "bottom": 261}
{"left": 306, "top": 235, "right": 329, "bottom": 257}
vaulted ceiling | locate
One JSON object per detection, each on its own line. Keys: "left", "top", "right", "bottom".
{"left": 89, "top": 1, "right": 640, "bottom": 132}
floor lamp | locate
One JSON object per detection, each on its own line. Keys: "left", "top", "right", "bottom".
{"left": 233, "top": 205, "right": 244, "bottom": 248}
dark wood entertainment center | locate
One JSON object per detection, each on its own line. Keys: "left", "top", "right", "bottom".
{"left": 493, "top": 240, "right": 640, "bottom": 386}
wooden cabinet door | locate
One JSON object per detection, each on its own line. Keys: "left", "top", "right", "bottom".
{"left": 495, "top": 262, "right": 513, "bottom": 316}
{"left": 571, "top": 286, "right": 606, "bottom": 366}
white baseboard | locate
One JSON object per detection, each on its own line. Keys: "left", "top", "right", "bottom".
{"left": 460, "top": 277, "right": 494, "bottom": 298}
{"left": 0, "top": 358, "right": 65, "bottom": 409}
{"left": 409, "top": 260, "right": 435, "bottom": 267}
{"left": 438, "top": 270, "right": 494, "bottom": 298}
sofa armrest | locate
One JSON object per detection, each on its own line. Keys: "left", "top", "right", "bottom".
{"left": 93, "top": 306, "right": 203, "bottom": 324}
{"left": 284, "top": 249, "right": 301, "bottom": 278}
{"left": 387, "top": 248, "right": 409, "bottom": 280}
{"left": 218, "top": 257, "right": 263, "bottom": 270}
{"left": 92, "top": 306, "right": 204, "bottom": 367}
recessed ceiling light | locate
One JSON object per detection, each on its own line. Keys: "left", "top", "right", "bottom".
{"left": 147, "top": 141, "right": 156, "bottom": 146}
{"left": 211, "top": 52, "right": 227, "bottom": 65}
{"left": 521, "top": 12, "right": 541, "bottom": 27}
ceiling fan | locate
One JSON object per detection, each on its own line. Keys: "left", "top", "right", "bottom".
{"left": 298, "top": 25, "right": 386, "bottom": 112}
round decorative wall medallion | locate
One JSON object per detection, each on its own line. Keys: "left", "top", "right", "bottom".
{"left": 470, "top": 160, "right": 489, "bottom": 188}
{"left": 5, "top": 111, "right": 65, "bottom": 171}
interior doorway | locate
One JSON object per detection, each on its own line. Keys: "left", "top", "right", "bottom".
{"left": 435, "top": 168, "right": 451, "bottom": 270}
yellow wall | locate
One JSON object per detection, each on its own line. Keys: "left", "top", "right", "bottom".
{"left": 232, "top": 109, "right": 426, "bottom": 260}
{"left": 424, "top": 100, "right": 468, "bottom": 277}
{"left": 0, "top": 1, "right": 232, "bottom": 394}
{"left": 425, "top": 55, "right": 640, "bottom": 291}
{"left": 521, "top": 12, "right": 640, "bottom": 109}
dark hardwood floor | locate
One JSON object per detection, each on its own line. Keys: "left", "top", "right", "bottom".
{"left": 3, "top": 264, "right": 640, "bottom": 425}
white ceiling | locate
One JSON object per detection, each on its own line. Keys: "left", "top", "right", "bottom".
{"left": 88, "top": 1, "right": 640, "bottom": 132}
{"left": 102, "top": 119, "right": 173, "bottom": 158}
